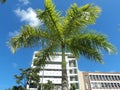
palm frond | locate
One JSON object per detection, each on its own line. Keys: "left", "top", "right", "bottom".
{"left": 36, "top": 0, "right": 62, "bottom": 38}
{"left": 9, "top": 25, "right": 50, "bottom": 53}
{"left": 33, "top": 43, "right": 59, "bottom": 66}
{"left": 63, "top": 4, "right": 101, "bottom": 36}
{"left": 66, "top": 32, "right": 116, "bottom": 63}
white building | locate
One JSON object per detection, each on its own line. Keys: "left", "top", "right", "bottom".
{"left": 79, "top": 71, "right": 120, "bottom": 90}
{"left": 27, "top": 51, "right": 80, "bottom": 90}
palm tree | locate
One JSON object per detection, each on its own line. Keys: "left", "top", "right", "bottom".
{"left": 9, "top": 0, "right": 116, "bottom": 90}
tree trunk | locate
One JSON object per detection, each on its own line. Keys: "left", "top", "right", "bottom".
{"left": 62, "top": 44, "right": 68, "bottom": 90}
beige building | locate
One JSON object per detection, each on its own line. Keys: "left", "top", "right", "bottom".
{"left": 79, "top": 71, "right": 120, "bottom": 90}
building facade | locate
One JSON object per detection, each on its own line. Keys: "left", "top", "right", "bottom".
{"left": 28, "top": 51, "right": 80, "bottom": 90}
{"left": 79, "top": 71, "right": 120, "bottom": 90}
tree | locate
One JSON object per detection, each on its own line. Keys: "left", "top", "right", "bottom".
{"left": 9, "top": 0, "right": 116, "bottom": 90}
{"left": 5, "top": 85, "right": 25, "bottom": 90}
{"left": 14, "top": 68, "right": 39, "bottom": 89}
{"left": 12, "top": 86, "right": 18, "bottom": 90}
{"left": 33, "top": 52, "right": 48, "bottom": 90}
{"left": 5, "top": 88, "right": 11, "bottom": 90}
{"left": 12, "top": 85, "right": 25, "bottom": 90}
{"left": 43, "top": 80, "right": 54, "bottom": 90}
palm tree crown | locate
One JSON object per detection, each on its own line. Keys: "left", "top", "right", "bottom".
{"left": 9, "top": 0, "right": 116, "bottom": 90}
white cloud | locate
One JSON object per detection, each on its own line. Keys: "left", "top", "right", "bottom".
{"left": 19, "top": 0, "right": 29, "bottom": 5}
{"left": 14, "top": 7, "right": 42, "bottom": 27}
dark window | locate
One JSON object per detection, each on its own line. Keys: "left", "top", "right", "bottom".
{"left": 111, "top": 83, "right": 115, "bottom": 88}
{"left": 117, "top": 76, "right": 120, "bottom": 80}
{"left": 117, "top": 83, "right": 120, "bottom": 88}
{"left": 29, "top": 83, "right": 37, "bottom": 88}
{"left": 69, "top": 60, "right": 76, "bottom": 67}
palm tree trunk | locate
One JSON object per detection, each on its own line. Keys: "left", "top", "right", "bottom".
{"left": 41, "top": 66, "right": 45, "bottom": 90}
{"left": 61, "top": 44, "right": 68, "bottom": 90}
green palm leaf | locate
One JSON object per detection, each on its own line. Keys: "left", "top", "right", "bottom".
{"left": 66, "top": 32, "right": 116, "bottom": 62}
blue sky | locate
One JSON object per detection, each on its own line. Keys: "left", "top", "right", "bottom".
{"left": 0, "top": 0, "right": 120, "bottom": 89}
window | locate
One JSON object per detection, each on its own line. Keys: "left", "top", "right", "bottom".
{"left": 103, "top": 75, "right": 107, "bottom": 81}
{"left": 91, "top": 82, "right": 100, "bottom": 89}
{"left": 111, "top": 76, "right": 114, "bottom": 81}
{"left": 89, "top": 75, "right": 93, "bottom": 80}
{"left": 114, "top": 83, "right": 118, "bottom": 89}
{"left": 29, "top": 83, "right": 37, "bottom": 88}
{"left": 115, "top": 76, "right": 118, "bottom": 81}
{"left": 117, "top": 76, "right": 120, "bottom": 81}
{"left": 96, "top": 75, "right": 99, "bottom": 80}
{"left": 104, "top": 83, "right": 108, "bottom": 89}
{"left": 105, "top": 75, "right": 109, "bottom": 81}
{"left": 91, "top": 82, "right": 94, "bottom": 88}
{"left": 117, "top": 83, "right": 120, "bottom": 88}
{"left": 91, "top": 75, "right": 94, "bottom": 81}
{"left": 108, "top": 75, "right": 112, "bottom": 81}
{"left": 69, "top": 69, "right": 77, "bottom": 74}
{"left": 70, "top": 76, "right": 78, "bottom": 81}
{"left": 111, "top": 83, "right": 115, "bottom": 88}
{"left": 69, "top": 60, "right": 76, "bottom": 67}
{"left": 101, "top": 75, "right": 105, "bottom": 81}
{"left": 118, "top": 76, "right": 120, "bottom": 80}
{"left": 101, "top": 83, "right": 104, "bottom": 89}
{"left": 97, "top": 83, "right": 102, "bottom": 89}
{"left": 94, "top": 82, "right": 98, "bottom": 89}
{"left": 107, "top": 83, "right": 110, "bottom": 89}
{"left": 70, "top": 70, "right": 72, "bottom": 74}
{"left": 99, "top": 75, "right": 103, "bottom": 81}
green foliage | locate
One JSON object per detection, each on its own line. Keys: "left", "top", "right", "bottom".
{"left": 12, "top": 85, "right": 25, "bottom": 90}
{"left": 70, "top": 84, "right": 76, "bottom": 90}
{"left": 5, "top": 86, "right": 25, "bottom": 90}
{"left": 33, "top": 51, "right": 48, "bottom": 66}
{"left": 9, "top": 0, "right": 116, "bottom": 89}
{"left": 43, "top": 80, "right": 54, "bottom": 90}
{"left": 9, "top": 0, "right": 116, "bottom": 63}
{"left": 14, "top": 68, "right": 40, "bottom": 88}
{"left": 66, "top": 32, "right": 116, "bottom": 63}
